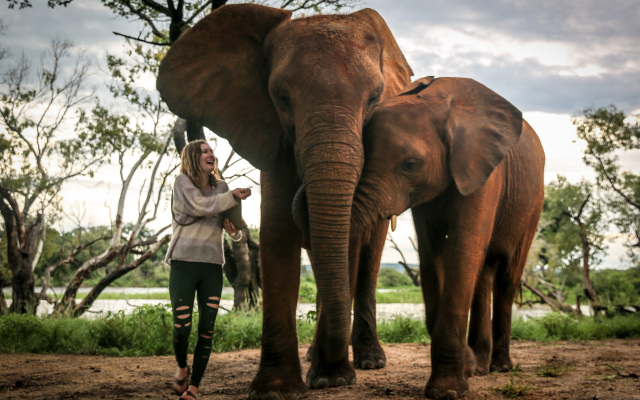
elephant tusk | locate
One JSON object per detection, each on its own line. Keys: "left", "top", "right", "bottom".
{"left": 391, "top": 215, "right": 397, "bottom": 232}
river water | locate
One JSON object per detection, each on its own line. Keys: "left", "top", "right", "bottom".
{"left": 3, "top": 287, "right": 591, "bottom": 319}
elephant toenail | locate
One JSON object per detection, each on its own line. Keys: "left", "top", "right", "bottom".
{"left": 361, "top": 360, "right": 375, "bottom": 369}
{"left": 444, "top": 390, "right": 459, "bottom": 399}
{"left": 377, "top": 359, "right": 385, "bottom": 368}
{"left": 250, "top": 391, "right": 282, "bottom": 400}
{"left": 314, "top": 378, "right": 329, "bottom": 389}
{"left": 335, "top": 377, "right": 348, "bottom": 387}
{"left": 264, "top": 392, "right": 283, "bottom": 400}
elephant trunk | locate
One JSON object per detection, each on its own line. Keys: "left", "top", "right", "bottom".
{"left": 297, "top": 131, "right": 363, "bottom": 352}
{"left": 351, "top": 171, "right": 388, "bottom": 235}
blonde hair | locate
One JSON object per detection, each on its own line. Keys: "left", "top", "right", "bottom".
{"left": 180, "top": 139, "right": 220, "bottom": 188}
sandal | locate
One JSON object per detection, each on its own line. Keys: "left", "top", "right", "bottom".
{"left": 180, "top": 390, "right": 197, "bottom": 400}
{"left": 172, "top": 366, "right": 191, "bottom": 395}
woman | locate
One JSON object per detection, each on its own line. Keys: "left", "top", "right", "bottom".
{"left": 165, "top": 140, "right": 252, "bottom": 400}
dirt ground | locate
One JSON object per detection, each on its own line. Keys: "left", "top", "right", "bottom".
{"left": 1, "top": 340, "right": 639, "bottom": 400}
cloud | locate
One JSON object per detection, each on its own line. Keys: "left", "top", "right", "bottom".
{"left": 365, "top": 0, "right": 640, "bottom": 114}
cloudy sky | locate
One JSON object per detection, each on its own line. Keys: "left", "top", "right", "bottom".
{"left": 2, "top": 0, "right": 639, "bottom": 267}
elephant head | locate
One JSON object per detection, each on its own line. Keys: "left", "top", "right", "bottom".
{"left": 352, "top": 77, "right": 523, "bottom": 232}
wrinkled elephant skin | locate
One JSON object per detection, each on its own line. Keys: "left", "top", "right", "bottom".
{"left": 156, "top": 4, "right": 412, "bottom": 399}
{"left": 352, "top": 77, "right": 545, "bottom": 399}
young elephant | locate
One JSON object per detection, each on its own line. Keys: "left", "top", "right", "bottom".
{"left": 351, "top": 77, "right": 545, "bottom": 399}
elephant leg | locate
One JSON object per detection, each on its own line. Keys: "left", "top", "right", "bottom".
{"left": 424, "top": 196, "right": 497, "bottom": 399}
{"left": 491, "top": 221, "right": 538, "bottom": 373}
{"left": 468, "top": 259, "right": 498, "bottom": 376}
{"left": 302, "top": 248, "right": 356, "bottom": 388}
{"left": 250, "top": 171, "right": 307, "bottom": 400}
{"left": 490, "top": 262, "right": 519, "bottom": 373}
{"left": 305, "top": 295, "right": 356, "bottom": 389}
{"left": 351, "top": 220, "right": 388, "bottom": 370}
{"left": 305, "top": 238, "right": 355, "bottom": 389}
{"left": 412, "top": 205, "right": 445, "bottom": 337}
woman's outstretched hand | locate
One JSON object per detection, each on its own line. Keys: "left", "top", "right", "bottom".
{"left": 231, "top": 188, "right": 252, "bottom": 200}
{"left": 231, "top": 188, "right": 251, "bottom": 200}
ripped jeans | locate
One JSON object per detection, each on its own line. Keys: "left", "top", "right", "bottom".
{"left": 170, "top": 260, "right": 223, "bottom": 388}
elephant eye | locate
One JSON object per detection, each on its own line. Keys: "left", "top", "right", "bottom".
{"left": 401, "top": 158, "right": 422, "bottom": 173}
{"left": 366, "top": 87, "right": 383, "bottom": 109}
{"left": 275, "top": 91, "right": 293, "bottom": 112}
{"left": 367, "top": 93, "right": 380, "bottom": 108}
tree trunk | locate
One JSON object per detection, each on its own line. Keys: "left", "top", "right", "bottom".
{"left": 72, "top": 235, "right": 171, "bottom": 317}
{"left": 521, "top": 279, "right": 580, "bottom": 315}
{"left": 0, "top": 277, "right": 8, "bottom": 315}
{"left": 579, "top": 232, "right": 599, "bottom": 314}
{"left": 53, "top": 247, "right": 121, "bottom": 315}
{"left": 399, "top": 261, "right": 420, "bottom": 287}
{"left": 1, "top": 209, "right": 43, "bottom": 314}
{"left": 223, "top": 229, "right": 261, "bottom": 310}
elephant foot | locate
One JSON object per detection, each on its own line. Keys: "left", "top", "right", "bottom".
{"left": 463, "top": 345, "right": 476, "bottom": 378}
{"left": 471, "top": 347, "right": 491, "bottom": 376}
{"left": 250, "top": 366, "right": 307, "bottom": 400}
{"left": 490, "top": 356, "right": 513, "bottom": 373}
{"left": 353, "top": 343, "right": 386, "bottom": 370}
{"left": 425, "top": 376, "right": 468, "bottom": 399}
{"left": 474, "top": 364, "right": 490, "bottom": 376}
{"left": 306, "top": 360, "right": 356, "bottom": 389}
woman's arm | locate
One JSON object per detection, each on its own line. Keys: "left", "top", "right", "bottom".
{"left": 173, "top": 175, "right": 237, "bottom": 218}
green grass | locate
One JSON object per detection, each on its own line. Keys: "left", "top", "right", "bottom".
{"left": 1, "top": 308, "right": 639, "bottom": 357}
{"left": 536, "top": 363, "right": 570, "bottom": 377}
{"left": 511, "top": 312, "right": 640, "bottom": 341}
{"left": 378, "top": 315, "right": 430, "bottom": 343}
{"left": 490, "top": 375, "right": 533, "bottom": 398}
{"left": 376, "top": 286, "right": 423, "bottom": 304}
{"left": 296, "top": 283, "right": 424, "bottom": 304}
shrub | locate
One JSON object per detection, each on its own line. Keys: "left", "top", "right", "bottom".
{"left": 298, "top": 281, "right": 317, "bottom": 303}
{"left": 378, "top": 315, "right": 430, "bottom": 344}
{"left": 378, "top": 267, "right": 414, "bottom": 288}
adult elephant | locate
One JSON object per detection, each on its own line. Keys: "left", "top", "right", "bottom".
{"left": 351, "top": 77, "right": 545, "bottom": 398}
{"left": 156, "top": 4, "right": 413, "bottom": 399}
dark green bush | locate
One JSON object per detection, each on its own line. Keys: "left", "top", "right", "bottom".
{"left": 378, "top": 267, "right": 414, "bottom": 288}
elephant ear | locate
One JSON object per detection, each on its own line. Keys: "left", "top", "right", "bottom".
{"left": 425, "top": 77, "right": 523, "bottom": 196}
{"left": 157, "top": 4, "right": 291, "bottom": 171}
{"left": 351, "top": 9, "right": 414, "bottom": 98}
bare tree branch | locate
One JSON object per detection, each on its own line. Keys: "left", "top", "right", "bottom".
{"left": 113, "top": 31, "right": 170, "bottom": 45}
{"left": 386, "top": 233, "right": 419, "bottom": 286}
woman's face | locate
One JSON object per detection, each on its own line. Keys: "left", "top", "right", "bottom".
{"left": 199, "top": 143, "right": 216, "bottom": 175}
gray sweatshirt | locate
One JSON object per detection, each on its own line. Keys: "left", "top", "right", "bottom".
{"left": 165, "top": 174, "right": 241, "bottom": 265}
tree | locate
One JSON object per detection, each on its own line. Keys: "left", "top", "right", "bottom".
{"left": 573, "top": 105, "right": 640, "bottom": 265}
{"left": 386, "top": 233, "right": 419, "bottom": 286}
{"left": 6, "top": 0, "right": 73, "bottom": 9}
{"left": 0, "top": 40, "right": 122, "bottom": 314}
{"left": 52, "top": 42, "right": 177, "bottom": 316}
{"left": 532, "top": 176, "right": 608, "bottom": 313}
